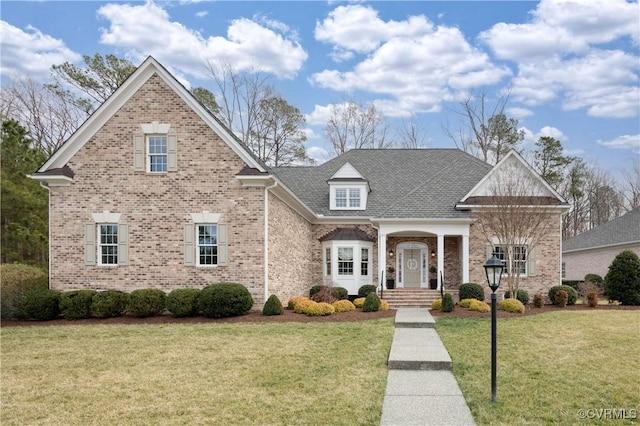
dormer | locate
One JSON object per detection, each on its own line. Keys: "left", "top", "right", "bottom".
{"left": 328, "top": 162, "right": 370, "bottom": 211}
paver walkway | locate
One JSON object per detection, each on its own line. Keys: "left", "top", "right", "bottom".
{"left": 380, "top": 308, "right": 476, "bottom": 426}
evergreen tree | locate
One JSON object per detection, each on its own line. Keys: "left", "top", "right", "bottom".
{"left": 1, "top": 120, "right": 48, "bottom": 266}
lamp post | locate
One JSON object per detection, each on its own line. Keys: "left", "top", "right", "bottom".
{"left": 484, "top": 254, "right": 504, "bottom": 403}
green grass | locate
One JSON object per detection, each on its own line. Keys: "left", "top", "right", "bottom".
{"left": 437, "top": 311, "right": 640, "bottom": 425}
{"left": 1, "top": 319, "right": 394, "bottom": 425}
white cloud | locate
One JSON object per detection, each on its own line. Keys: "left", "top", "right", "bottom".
{"left": 306, "top": 104, "right": 333, "bottom": 126}
{"left": 0, "top": 21, "right": 81, "bottom": 78}
{"left": 505, "top": 106, "right": 534, "bottom": 119}
{"left": 195, "top": 11, "right": 208, "bottom": 18}
{"left": 307, "top": 145, "right": 330, "bottom": 164}
{"left": 315, "top": 4, "right": 433, "bottom": 55}
{"left": 97, "top": 1, "right": 307, "bottom": 79}
{"left": 597, "top": 134, "right": 640, "bottom": 151}
{"left": 310, "top": 20, "right": 511, "bottom": 116}
{"left": 521, "top": 126, "right": 568, "bottom": 147}
{"left": 479, "top": 0, "right": 639, "bottom": 119}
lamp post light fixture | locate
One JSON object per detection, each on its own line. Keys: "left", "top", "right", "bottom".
{"left": 484, "top": 253, "right": 504, "bottom": 403}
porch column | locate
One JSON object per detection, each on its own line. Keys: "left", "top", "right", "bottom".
{"left": 437, "top": 233, "right": 444, "bottom": 290}
{"left": 378, "top": 230, "right": 387, "bottom": 289}
{"left": 462, "top": 234, "right": 470, "bottom": 284}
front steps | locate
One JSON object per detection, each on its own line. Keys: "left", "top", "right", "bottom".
{"left": 379, "top": 289, "right": 459, "bottom": 308}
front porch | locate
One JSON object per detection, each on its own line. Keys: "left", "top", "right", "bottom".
{"left": 377, "top": 221, "right": 471, "bottom": 292}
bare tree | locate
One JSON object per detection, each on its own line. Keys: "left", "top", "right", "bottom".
{"left": 249, "top": 96, "right": 313, "bottom": 166}
{"left": 324, "top": 99, "right": 389, "bottom": 156}
{"left": 396, "top": 115, "right": 429, "bottom": 148}
{"left": 587, "top": 169, "right": 624, "bottom": 228}
{"left": 561, "top": 158, "right": 590, "bottom": 238}
{"left": 444, "top": 88, "right": 523, "bottom": 164}
{"left": 621, "top": 157, "right": 640, "bottom": 210}
{"left": 1, "top": 76, "right": 86, "bottom": 156}
{"left": 473, "top": 156, "right": 560, "bottom": 296}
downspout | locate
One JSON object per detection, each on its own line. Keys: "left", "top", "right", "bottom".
{"left": 264, "top": 180, "right": 278, "bottom": 303}
{"left": 38, "top": 181, "right": 52, "bottom": 290}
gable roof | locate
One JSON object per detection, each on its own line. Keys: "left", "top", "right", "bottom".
{"left": 458, "top": 150, "right": 568, "bottom": 207}
{"left": 563, "top": 207, "right": 640, "bottom": 252}
{"left": 33, "top": 56, "right": 266, "bottom": 178}
{"left": 271, "top": 149, "right": 492, "bottom": 219}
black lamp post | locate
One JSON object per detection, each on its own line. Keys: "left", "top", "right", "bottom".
{"left": 484, "top": 254, "right": 504, "bottom": 403}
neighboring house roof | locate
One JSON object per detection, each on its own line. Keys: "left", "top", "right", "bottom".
{"left": 271, "top": 149, "right": 492, "bottom": 219}
{"left": 319, "top": 227, "right": 376, "bottom": 242}
{"left": 563, "top": 207, "right": 640, "bottom": 253}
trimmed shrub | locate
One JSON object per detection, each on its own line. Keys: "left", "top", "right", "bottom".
{"left": 91, "top": 290, "right": 127, "bottom": 318}
{"left": 126, "top": 289, "right": 166, "bottom": 318}
{"left": 59, "top": 290, "right": 97, "bottom": 320}
{"left": 306, "top": 302, "right": 335, "bottom": 316}
{"left": 459, "top": 283, "right": 484, "bottom": 301}
{"left": 262, "top": 294, "right": 284, "bottom": 316}
{"left": 498, "top": 298, "right": 525, "bottom": 313}
{"left": 19, "top": 288, "right": 61, "bottom": 321}
{"left": 199, "top": 283, "right": 253, "bottom": 318}
{"left": 310, "top": 285, "right": 348, "bottom": 303}
{"left": 469, "top": 299, "right": 491, "bottom": 313}
{"left": 0, "top": 264, "right": 48, "bottom": 319}
{"left": 294, "top": 298, "right": 315, "bottom": 314}
{"left": 459, "top": 298, "right": 474, "bottom": 308}
{"left": 166, "top": 288, "right": 201, "bottom": 317}
{"left": 587, "top": 291, "right": 599, "bottom": 308}
{"left": 309, "top": 285, "right": 323, "bottom": 298}
{"left": 605, "top": 250, "right": 640, "bottom": 306}
{"left": 505, "top": 289, "right": 529, "bottom": 305}
{"left": 358, "top": 285, "right": 378, "bottom": 297}
{"left": 379, "top": 299, "right": 390, "bottom": 311}
{"left": 548, "top": 285, "right": 578, "bottom": 306}
{"left": 584, "top": 273, "right": 603, "bottom": 286}
{"left": 362, "top": 292, "right": 381, "bottom": 312}
{"left": 332, "top": 299, "right": 356, "bottom": 312}
{"left": 533, "top": 293, "right": 545, "bottom": 308}
{"left": 441, "top": 293, "right": 455, "bottom": 312}
{"left": 353, "top": 297, "right": 366, "bottom": 308}
{"left": 431, "top": 298, "right": 442, "bottom": 310}
{"left": 561, "top": 280, "right": 582, "bottom": 290}
{"left": 287, "top": 296, "right": 308, "bottom": 310}
{"left": 556, "top": 290, "right": 568, "bottom": 308}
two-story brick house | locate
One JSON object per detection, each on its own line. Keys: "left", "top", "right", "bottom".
{"left": 31, "top": 57, "right": 569, "bottom": 306}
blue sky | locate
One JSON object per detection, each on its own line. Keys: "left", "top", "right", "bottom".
{"left": 1, "top": 0, "right": 639, "bottom": 179}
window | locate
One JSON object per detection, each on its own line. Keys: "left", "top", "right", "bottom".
{"left": 361, "top": 248, "right": 369, "bottom": 276}
{"left": 562, "top": 262, "right": 566, "bottom": 279}
{"left": 325, "top": 248, "right": 331, "bottom": 276}
{"left": 148, "top": 135, "right": 167, "bottom": 172}
{"left": 494, "top": 245, "right": 527, "bottom": 276}
{"left": 197, "top": 225, "right": 217, "bottom": 266}
{"left": 338, "top": 247, "right": 353, "bottom": 275}
{"left": 99, "top": 224, "right": 118, "bottom": 265}
{"left": 332, "top": 187, "right": 362, "bottom": 209}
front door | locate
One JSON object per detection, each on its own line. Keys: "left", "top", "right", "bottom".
{"left": 404, "top": 249, "right": 421, "bottom": 288}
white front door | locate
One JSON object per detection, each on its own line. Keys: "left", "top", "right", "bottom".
{"left": 403, "top": 249, "right": 421, "bottom": 288}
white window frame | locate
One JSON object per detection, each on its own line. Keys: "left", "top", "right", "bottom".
{"left": 494, "top": 245, "right": 528, "bottom": 277}
{"left": 98, "top": 224, "right": 119, "bottom": 266}
{"left": 147, "top": 134, "right": 168, "bottom": 173}
{"left": 321, "top": 240, "right": 373, "bottom": 293}
{"left": 361, "top": 247, "right": 369, "bottom": 277}
{"left": 338, "top": 247, "right": 354, "bottom": 276}
{"left": 329, "top": 184, "right": 367, "bottom": 210}
{"left": 324, "top": 247, "right": 331, "bottom": 276}
{"left": 196, "top": 224, "right": 218, "bottom": 267}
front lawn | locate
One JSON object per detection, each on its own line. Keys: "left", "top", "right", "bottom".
{"left": 437, "top": 311, "right": 640, "bottom": 425}
{"left": 1, "top": 319, "right": 394, "bottom": 425}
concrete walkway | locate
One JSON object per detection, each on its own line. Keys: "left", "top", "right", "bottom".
{"left": 380, "top": 308, "right": 476, "bottom": 426}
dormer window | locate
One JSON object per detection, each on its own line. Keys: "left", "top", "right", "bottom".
{"left": 328, "top": 162, "right": 369, "bottom": 211}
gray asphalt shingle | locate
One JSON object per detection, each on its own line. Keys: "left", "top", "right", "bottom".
{"left": 271, "top": 149, "right": 492, "bottom": 219}
{"left": 563, "top": 207, "right": 640, "bottom": 252}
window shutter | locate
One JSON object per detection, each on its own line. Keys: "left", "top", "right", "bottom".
{"left": 133, "top": 135, "right": 145, "bottom": 172}
{"left": 528, "top": 247, "right": 536, "bottom": 276}
{"left": 217, "top": 224, "right": 228, "bottom": 266}
{"left": 85, "top": 223, "right": 96, "bottom": 266}
{"left": 167, "top": 134, "right": 178, "bottom": 172}
{"left": 184, "top": 224, "right": 195, "bottom": 266}
{"left": 118, "top": 223, "right": 129, "bottom": 266}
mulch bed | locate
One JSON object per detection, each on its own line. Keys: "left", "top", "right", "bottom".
{"left": 1, "top": 304, "right": 636, "bottom": 327}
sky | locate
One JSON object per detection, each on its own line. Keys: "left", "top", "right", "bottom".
{"left": 1, "top": 0, "right": 639, "bottom": 179}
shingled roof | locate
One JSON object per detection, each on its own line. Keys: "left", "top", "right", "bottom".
{"left": 271, "top": 149, "right": 492, "bottom": 219}
{"left": 563, "top": 207, "right": 640, "bottom": 252}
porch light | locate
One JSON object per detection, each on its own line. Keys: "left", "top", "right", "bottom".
{"left": 389, "top": 249, "right": 394, "bottom": 258}
{"left": 483, "top": 253, "right": 504, "bottom": 404}
{"left": 430, "top": 250, "right": 436, "bottom": 258}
